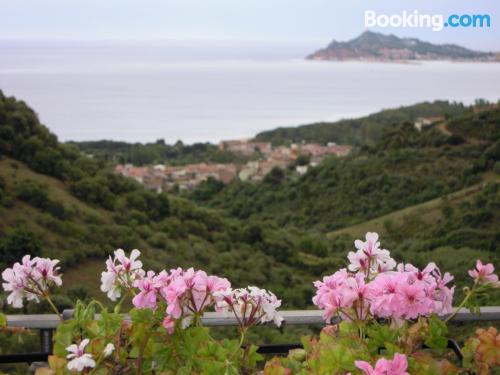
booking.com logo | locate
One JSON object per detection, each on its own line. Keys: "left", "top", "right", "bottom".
{"left": 365, "top": 10, "right": 491, "bottom": 31}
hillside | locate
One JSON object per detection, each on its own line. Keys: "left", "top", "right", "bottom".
{"left": 0, "top": 90, "right": 498, "bottom": 313}
{"left": 69, "top": 139, "right": 250, "bottom": 166}
{"left": 195, "top": 108, "right": 500, "bottom": 296}
{"left": 307, "top": 31, "right": 500, "bottom": 62}
{"left": 0, "top": 90, "right": 328, "bottom": 310}
{"left": 212, "top": 109, "right": 500, "bottom": 232}
{"left": 254, "top": 100, "right": 467, "bottom": 146}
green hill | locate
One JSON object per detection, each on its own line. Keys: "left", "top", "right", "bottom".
{"left": 254, "top": 100, "right": 467, "bottom": 146}
{"left": 203, "top": 109, "right": 500, "bottom": 232}
{"left": 0, "top": 90, "right": 323, "bottom": 309}
{"left": 195, "top": 107, "right": 500, "bottom": 297}
{"left": 68, "top": 139, "right": 250, "bottom": 166}
{"left": 0, "top": 90, "right": 498, "bottom": 312}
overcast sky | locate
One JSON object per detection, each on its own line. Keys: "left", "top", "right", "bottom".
{"left": 0, "top": 0, "right": 499, "bottom": 50}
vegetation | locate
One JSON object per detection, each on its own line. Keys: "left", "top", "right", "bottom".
{"left": 254, "top": 100, "right": 466, "bottom": 146}
{"left": 0, "top": 90, "right": 498, "bottom": 314}
{"left": 307, "top": 30, "right": 499, "bottom": 61}
{"left": 0, "top": 90, "right": 320, "bottom": 311}
{"left": 68, "top": 139, "right": 251, "bottom": 166}
{"left": 195, "top": 106, "right": 500, "bottom": 302}
{"left": 2, "top": 235, "right": 498, "bottom": 374}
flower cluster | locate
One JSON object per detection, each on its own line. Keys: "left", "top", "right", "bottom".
{"left": 313, "top": 233, "right": 455, "bottom": 323}
{"left": 347, "top": 232, "right": 396, "bottom": 275}
{"left": 313, "top": 270, "right": 368, "bottom": 322}
{"left": 368, "top": 262, "right": 455, "bottom": 320}
{"left": 2, "top": 255, "right": 62, "bottom": 308}
{"left": 101, "top": 249, "right": 144, "bottom": 301}
{"left": 355, "top": 353, "right": 409, "bottom": 375}
{"left": 215, "top": 286, "right": 284, "bottom": 329}
{"left": 132, "top": 266, "right": 232, "bottom": 333}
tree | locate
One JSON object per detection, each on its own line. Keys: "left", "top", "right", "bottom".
{"left": 264, "top": 167, "right": 285, "bottom": 185}
{"left": 0, "top": 225, "right": 42, "bottom": 268}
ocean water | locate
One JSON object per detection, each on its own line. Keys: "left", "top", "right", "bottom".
{"left": 0, "top": 40, "right": 499, "bottom": 143}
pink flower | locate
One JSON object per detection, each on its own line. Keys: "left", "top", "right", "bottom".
{"left": 348, "top": 232, "right": 395, "bottom": 275}
{"left": 115, "top": 249, "right": 143, "bottom": 273}
{"left": 397, "top": 281, "right": 432, "bottom": 319}
{"left": 164, "top": 276, "right": 188, "bottom": 319}
{"left": 368, "top": 273, "right": 401, "bottom": 318}
{"left": 34, "top": 257, "right": 62, "bottom": 287}
{"left": 100, "top": 249, "right": 145, "bottom": 301}
{"left": 161, "top": 268, "right": 232, "bottom": 326}
{"left": 355, "top": 353, "right": 409, "bottom": 375}
{"left": 162, "top": 315, "right": 176, "bottom": 334}
{"left": 2, "top": 256, "right": 62, "bottom": 308}
{"left": 429, "top": 267, "right": 455, "bottom": 315}
{"left": 133, "top": 271, "right": 161, "bottom": 309}
{"left": 312, "top": 269, "right": 359, "bottom": 322}
{"left": 403, "top": 262, "right": 436, "bottom": 285}
{"left": 215, "top": 286, "right": 283, "bottom": 328}
{"left": 468, "top": 260, "right": 499, "bottom": 286}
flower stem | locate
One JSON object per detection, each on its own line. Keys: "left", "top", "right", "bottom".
{"left": 114, "top": 294, "right": 128, "bottom": 313}
{"left": 445, "top": 286, "right": 474, "bottom": 323}
{"left": 135, "top": 330, "right": 153, "bottom": 375}
{"left": 238, "top": 328, "right": 247, "bottom": 348}
{"left": 44, "top": 294, "right": 63, "bottom": 321}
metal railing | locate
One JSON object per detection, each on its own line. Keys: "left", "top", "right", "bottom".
{"left": 2, "top": 307, "right": 500, "bottom": 364}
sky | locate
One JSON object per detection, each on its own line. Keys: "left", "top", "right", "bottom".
{"left": 0, "top": 0, "right": 499, "bottom": 50}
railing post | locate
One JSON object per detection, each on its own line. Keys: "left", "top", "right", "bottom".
{"left": 40, "top": 329, "right": 53, "bottom": 354}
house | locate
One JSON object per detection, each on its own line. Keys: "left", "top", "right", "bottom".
{"left": 414, "top": 116, "right": 445, "bottom": 131}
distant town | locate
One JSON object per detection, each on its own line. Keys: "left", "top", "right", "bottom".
{"left": 115, "top": 140, "right": 351, "bottom": 192}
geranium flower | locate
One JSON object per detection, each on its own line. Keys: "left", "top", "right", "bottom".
{"left": 348, "top": 232, "right": 395, "bottom": 275}
{"left": 66, "top": 339, "right": 96, "bottom": 372}
{"left": 367, "top": 273, "right": 400, "bottom": 318}
{"left": 162, "top": 315, "right": 176, "bottom": 334}
{"left": 133, "top": 271, "right": 162, "bottom": 309}
{"left": 215, "top": 286, "right": 283, "bottom": 328}
{"left": 100, "top": 249, "right": 145, "bottom": 301}
{"left": 397, "top": 281, "right": 433, "bottom": 319}
{"left": 312, "top": 269, "right": 359, "bottom": 322}
{"left": 2, "top": 256, "right": 62, "bottom": 308}
{"left": 163, "top": 268, "right": 231, "bottom": 320}
{"left": 34, "top": 257, "right": 62, "bottom": 287}
{"left": 468, "top": 260, "right": 499, "bottom": 286}
{"left": 355, "top": 353, "right": 409, "bottom": 375}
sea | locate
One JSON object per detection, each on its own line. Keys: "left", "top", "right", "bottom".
{"left": 0, "top": 40, "right": 499, "bottom": 144}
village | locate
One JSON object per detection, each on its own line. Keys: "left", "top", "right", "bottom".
{"left": 115, "top": 140, "right": 352, "bottom": 192}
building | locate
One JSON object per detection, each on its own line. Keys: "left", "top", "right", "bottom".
{"left": 414, "top": 116, "right": 445, "bottom": 131}
{"left": 116, "top": 140, "right": 351, "bottom": 190}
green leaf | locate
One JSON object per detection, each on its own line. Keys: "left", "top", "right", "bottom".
{"left": 53, "top": 321, "right": 77, "bottom": 357}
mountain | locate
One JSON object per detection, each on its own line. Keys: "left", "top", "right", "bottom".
{"left": 307, "top": 31, "right": 500, "bottom": 62}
